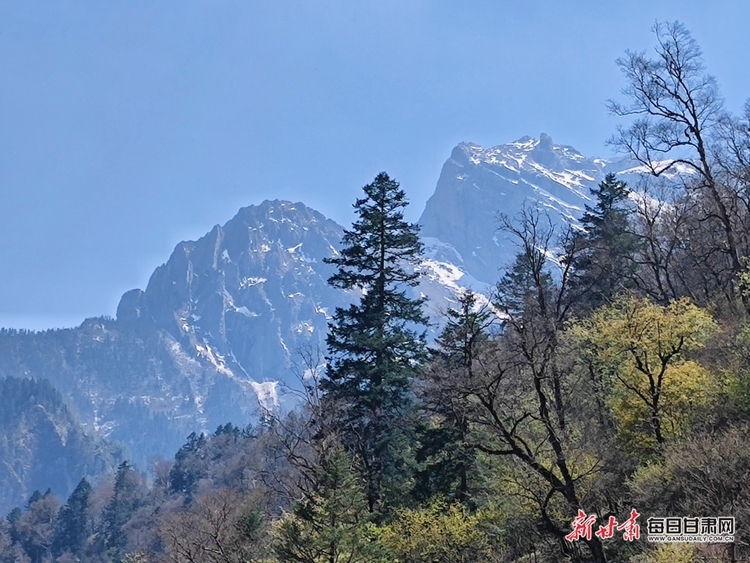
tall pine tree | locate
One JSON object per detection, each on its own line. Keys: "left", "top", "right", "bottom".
{"left": 103, "top": 461, "right": 144, "bottom": 559}
{"left": 322, "top": 172, "right": 428, "bottom": 517}
{"left": 569, "top": 173, "right": 639, "bottom": 311}
{"left": 53, "top": 477, "right": 92, "bottom": 557}
{"left": 415, "top": 290, "right": 493, "bottom": 505}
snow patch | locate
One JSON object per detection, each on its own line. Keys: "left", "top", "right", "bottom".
{"left": 240, "top": 277, "right": 267, "bottom": 289}
{"left": 250, "top": 381, "right": 279, "bottom": 410}
{"left": 195, "top": 343, "right": 234, "bottom": 377}
{"left": 314, "top": 304, "right": 331, "bottom": 319}
{"left": 618, "top": 160, "right": 697, "bottom": 178}
{"left": 294, "top": 321, "right": 315, "bottom": 335}
{"left": 303, "top": 364, "right": 325, "bottom": 380}
{"left": 235, "top": 306, "right": 259, "bottom": 318}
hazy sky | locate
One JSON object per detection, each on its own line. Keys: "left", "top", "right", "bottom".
{"left": 2, "top": 1, "right": 749, "bottom": 330}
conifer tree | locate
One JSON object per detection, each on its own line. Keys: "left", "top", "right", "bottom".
{"left": 322, "top": 172, "right": 428, "bottom": 516}
{"left": 415, "top": 290, "right": 493, "bottom": 505}
{"left": 274, "top": 446, "right": 381, "bottom": 563}
{"left": 103, "top": 461, "right": 143, "bottom": 557}
{"left": 53, "top": 477, "right": 91, "bottom": 557}
{"left": 569, "top": 174, "right": 638, "bottom": 310}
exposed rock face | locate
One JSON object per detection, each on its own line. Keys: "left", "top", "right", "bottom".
{"left": 0, "top": 377, "right": 119, "bottom": 514}
{"left": 120, "top": 200, "right": 348, "bottom": 397}
{"left": 0, "top": 201, "right": 352, "bottom": 474}
{"left": 0, "top": 199, "right": 487, "bottom": 481}
{"left": 418, "top": 136, "right": 628, "bottom": 284}
{"left": 0, "top": 135, "right": 644, "bottom": 508}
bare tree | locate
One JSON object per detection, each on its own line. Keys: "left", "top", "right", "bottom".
{"left": 610, "top": 21, "right": 750, "bottom": 308}
{"left": 158, "top": 488, "right": 269, "bottom": 563}
{"left": 455, "top": 208, "right": 609, "bottom": 563}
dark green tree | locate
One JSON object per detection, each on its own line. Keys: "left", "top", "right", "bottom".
{"left": 569, "top": 173, "right": 638, "bottom": 311}
{"left": 168, "top": 431, "right": 208, "bottom": 499}
{"left": 103, "top": 461, "right": 144, "bottom": 558}
{"left": 322, "top": 172, "right": 428, "bottom": 517}
{"left": 414, "top": 290, "right": 493, "bottom": 505}
{"left": 53, "top": 477, "right": 92, "bottom": 557}
{"left": 274, "top": 446, "right": 381, "bottom": 563}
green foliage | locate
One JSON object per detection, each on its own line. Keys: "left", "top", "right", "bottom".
{"left": 495, "top": 234, "right": 557, "bottom": 321}
{"left": 378, "top": 498, "right": 498, "bottom": 563}
{"left": 572, "top": 295, "right": 719, "bottom": 453}
{"left": 236, "top": 507, "right": 265, "bottom": 540}
{"left": 104, "top": 461, "right": 144, "bottom": 557}
{"left": 5, "top": 23, "right": 750, "bottom": 563}
{"left": 53, "top": 477, "right": 91, "bottom": 557}
{"left": 273, "top": 446, "right": 382, "bottom": 563}
{"left": 169, "top": 431, "right": 209, "bottom": 498}
{"left": 569, "top": 174, "right": 639, "bottom": 311}
{"left": 322, "top": 172, "right": 428, "bottom": 516}
{"left": 0, "top": 377, "right": 65, "bottom": 429}
{"left": 722, "top": 323, "right": 750, "bottom": 419}
{"left": 414, "top": 290, "right": 492, "bottom": 505}
{"left": 0, "top": 376, "right": 120, "bottom": 516}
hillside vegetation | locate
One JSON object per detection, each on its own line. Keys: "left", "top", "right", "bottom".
{"left": 2, "top": 22, "right": 750, "bottom": 563}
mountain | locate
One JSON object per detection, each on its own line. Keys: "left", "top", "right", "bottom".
{"left": 0, "top": 377, "right": 119, "bottom": 513}
{"left": 0, "top": 200, "right": 485, "bottom": 475}
{"left": 0, "top": 202, "right": 348, "bottom": 472}
{"left": 419, "top": 134, "right": 630, "bottom": 284}
{"left": 0, "top": 134, "right": 636, "bottom": 508}
{"left": 116, "top": 200, "right": 349, "bottom": 411}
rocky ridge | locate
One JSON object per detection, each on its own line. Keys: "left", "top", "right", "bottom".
{"left": 0, "top": 135, "right": 636, "bottom": 507}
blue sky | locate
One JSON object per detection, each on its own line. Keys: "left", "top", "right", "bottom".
{"left": 2, "top": 1, "right": 749, "bottom": 330}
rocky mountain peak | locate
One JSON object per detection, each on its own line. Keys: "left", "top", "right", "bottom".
{"left": 0, "top": 135, "right": 639, "bottom": 505}
{"left": 419, "top": 137, "right": 622, "bottom": 284}
{"left": 538, "top": 132, "right": 553, "bottom": 150}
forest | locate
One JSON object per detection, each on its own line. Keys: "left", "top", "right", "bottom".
{"left": 2, "top": 21, "right": 750, "bottom": 563}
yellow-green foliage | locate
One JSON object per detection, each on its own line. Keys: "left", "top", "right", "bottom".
{"left": 724, "top": 323, "right": 750, "bottom": 414}
{"left": 573, "top": 296, "right": 718, "bottom": 451}
{"left": 629, "top": 543, "right": 697, "bottom": 563}
{"left": 378, "top": 499, "right": 497, "bottom": 563}
{"left": 272, "top": 446, "right": 383, "bottom": 563}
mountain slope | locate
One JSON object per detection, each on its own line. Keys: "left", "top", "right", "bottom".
{"left": 419, "top": 134, "right": 630, "bottom": 284}
{"left": 0, "top": 135, "right": 638, "bottom": 504}
{"left": 0, "top": 377, "right": 119, "bottom": 514}
{"left": 0, "top": 199, "right": 486, "bottom": 476}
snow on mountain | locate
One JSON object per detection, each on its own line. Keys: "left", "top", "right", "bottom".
{"left": 419, "top": 134, "right": 631, "bottom": 285}
{"left": 0, "top": 134, "right": 643, "bottom": 476}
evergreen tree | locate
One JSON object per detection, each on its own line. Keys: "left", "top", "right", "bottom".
{"left": 53, "top": 477, "right": 91, "bottom": 557}
{"left": 569, "top": 173, "right": 639, "bottom": 310}
{"left": 103, "top": 461, "right": 143, "bottom": 558}
{"left": 414, "top": 290, "right": 493, "bottom": 505}
{"left": 274, "top": 447, "right": 381, "bottom": 563}
{"left": 322, "top": 172, "right": 428, "bottom": 517}
{"left": 168, "top": 431, "right": 208, "bottom": 499}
